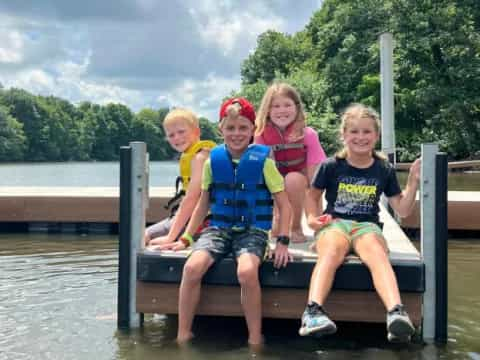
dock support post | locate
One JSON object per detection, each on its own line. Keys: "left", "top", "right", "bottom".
{"left": 435, "top": 153, "right": 448, "bottom": 343}
{"left": 380, "top": 32, "right": 395, "bottom": 165}
{"left": 421, "top": 144, "right": 448, "bottom": 343}
{"left": 117, "top": 142, "right": 148, "bottom": 329}
{"left": 118, "top": 146, "right": 132, "bottom": 328}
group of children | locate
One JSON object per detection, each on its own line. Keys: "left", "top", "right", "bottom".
{"left": 144, "top": 82, "right": 420, "bottom": 345}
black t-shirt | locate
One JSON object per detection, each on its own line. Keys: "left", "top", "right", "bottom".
{"left": 312, "top": 157, "right": 401, "bottom": 224}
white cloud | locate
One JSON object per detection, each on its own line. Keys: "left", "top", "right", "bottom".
{"left": 0, "top": 30, "right": 24, "bottom": 63}
{"left": 1, "top": 54, "right": 145, "bottom": 110}
{"left": 0, "top": 1, "right": 321, "bottom": 119}
{"left": 158, "top": 73, "right": 240, "bottom": 120}
{"left": 189, "top": 3, "right": 283, "bottom": 56}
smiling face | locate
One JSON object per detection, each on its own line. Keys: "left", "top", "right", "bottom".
{"left": 219, "top": 116, "right": 255, "bottom": 158}
{"left": 268, "top": 94, "right": 298, "bottom": 130}
{"left": 163, "top": 119, "right": 200, "bottom": 153}
{"left": 342, "top": 116, "right": 379, "bottom": 157}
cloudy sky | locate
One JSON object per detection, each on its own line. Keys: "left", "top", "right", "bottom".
{"left": 0, "top": 1, "right": 322, "bottom": 121}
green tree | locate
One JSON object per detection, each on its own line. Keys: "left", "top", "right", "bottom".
{"left": 132, "top": 108, "right": 174, "bottom": 160}
{"left": 0, "top": 105, "right": 26, "bottom": 161}
{"left": 91, "top": 103, "right": 134, "bottom": 160}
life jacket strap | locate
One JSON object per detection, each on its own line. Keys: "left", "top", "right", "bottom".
{"left": 210, "top": 182, "right": 268, "bottom": 191}
{"left": 209, "top": 198, "right": 273, "bottom": 207}
{"left": 276, "top": 157, "right": 305, "bottom": 167}
{"left": 210, "top": 213, "right": 273, "bottom": 224}
{"left": 271, "top": 143, "right": 304, "bottom": 151}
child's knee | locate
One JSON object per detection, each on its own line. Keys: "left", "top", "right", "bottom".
{"left": 237, "top": 265, "right": 259, "bottom": 286}
{"left": 182, "top": 260, "right": 208, "bottom": 282}
{"left": 284, "top": 172, "right": 307, "bottom": 191}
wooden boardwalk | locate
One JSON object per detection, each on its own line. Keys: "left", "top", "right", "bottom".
{"left": 0, "top": 187, "right": 478, "bottom": 230}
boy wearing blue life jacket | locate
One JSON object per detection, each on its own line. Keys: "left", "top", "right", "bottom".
{"left": 159, "top": 97, "right": 292, "bottom": 346}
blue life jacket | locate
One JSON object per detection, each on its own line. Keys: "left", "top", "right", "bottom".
{"left": 209, "top": 144, "right": 274, "bottom": 230}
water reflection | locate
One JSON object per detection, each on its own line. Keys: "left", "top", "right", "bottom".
{"left": 1, "top": 234, "right": 479, "bottom": 359}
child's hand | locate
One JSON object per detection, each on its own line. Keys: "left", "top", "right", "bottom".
{"left": 156, "top": 240, "right": 187, "bottom": 252}
{"left": 269, "top": 243, "right": 293, "bottom": 268}
{"left": 408, "top": 158, "right": 421, "bottom": 184}
{"left": 307, "top": 214, "right": 333, "bottom": 231}
{"left": 148, "top": 235, "right": 173, "bottom": 247}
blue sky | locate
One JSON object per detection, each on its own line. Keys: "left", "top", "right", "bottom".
{"left": 0, "top": 0, "right": 322, "bottom": 121}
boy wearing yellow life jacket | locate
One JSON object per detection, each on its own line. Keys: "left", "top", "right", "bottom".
{"left": 145, "top": 108, "right": 215, "bottom": 247}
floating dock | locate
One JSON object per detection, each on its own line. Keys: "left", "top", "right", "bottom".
{"left": 0, "top": 187, "right": 478, "bottom": 231}
{"left": 137, "top": 205, "right": 424, "bottom": 325}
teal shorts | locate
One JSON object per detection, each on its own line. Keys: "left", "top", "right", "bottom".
{"left": 316, "top": 219, "right": 386, "bottom": 249}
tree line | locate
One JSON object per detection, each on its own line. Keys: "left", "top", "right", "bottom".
{"left": 1, "top": 0, "right": 479, "bottom": 162}
{"left": 0, "top": 87, "right": 220, "bottom": 162}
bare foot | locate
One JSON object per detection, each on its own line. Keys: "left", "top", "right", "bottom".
{"left": 248, "top": 334, "right": 264, "bottom": 347}
{"left": 176, "top": 332, "right": 194, "bottom": 344}
{"left": 291, "top": 229, "right": 306, "bottom": 243}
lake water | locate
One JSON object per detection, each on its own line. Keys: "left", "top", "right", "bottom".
{"left": 0, "top": 161, "right": 479, "bottom": 190}
{"left": 0, "top": 162, "right": 479, "bottom": 359}
{"left": 1, "top": 233, "right": 479, "bottom": 360}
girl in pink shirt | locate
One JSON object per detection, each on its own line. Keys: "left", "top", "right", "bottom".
{"left": 255, "top": 82, "right": 327, "bottom": 243}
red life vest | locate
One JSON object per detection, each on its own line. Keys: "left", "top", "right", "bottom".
{"left": 259, "top": 123, "right": 306, "bottom": 176}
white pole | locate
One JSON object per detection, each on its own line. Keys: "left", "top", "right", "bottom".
{"left": 128, "top": 141, "right": 147, "bottom": 328}
{"left": 420, "top": 143, "right": 439, "bottom": 342}
{"left": 380, "top": 32, "right": 396, "bottom": 164}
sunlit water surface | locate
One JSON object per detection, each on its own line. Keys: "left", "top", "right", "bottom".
{"left": 1, "top": 234, "right": 480, "bottom": 360}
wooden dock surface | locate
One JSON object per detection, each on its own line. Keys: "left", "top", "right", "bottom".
{"left": 0, "top": 187, "right": 478, "bottom": 231}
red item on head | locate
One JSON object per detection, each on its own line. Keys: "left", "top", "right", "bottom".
{"left": 219, "top": 97, "right": 256, "bottom": 124}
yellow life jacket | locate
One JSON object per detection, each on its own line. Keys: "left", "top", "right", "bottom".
{"left": 165, "top": 140, "right": 216, "bottom": 216}
{"left": 179, "top": 140, "right": 216, "bottom": 190}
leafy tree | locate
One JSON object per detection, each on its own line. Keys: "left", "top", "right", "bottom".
{"left": 238, "top": 0, "right": 480, "bottom": 160}
{"left": 132, "top": 108, "right": 173, "bottom": 160}
{"left": 0, "top": 104, "right": 26, "bottom": 161}
{"left": 199, "top": 117, "right": 222, "bottom": 144}
{"left": 90, "top": 103, "right": 134, "bottom": 160}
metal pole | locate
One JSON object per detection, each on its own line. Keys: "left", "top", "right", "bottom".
{"left": 128, "top": 141, "right": 147, "bottom": 328}
{"left": 420, "top": 143, "right": 439, "bottom": 342}
{"left": 118, "top": 146, "right": 132, "bottom": 328}
{"left": 380, "top": 32, "right": 396, "bottom": 164}
{"left": 435, "top": 153, "right": 448, "bottom": 343}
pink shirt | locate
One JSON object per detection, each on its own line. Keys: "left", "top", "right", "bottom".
{"left": 304, "top": 126, "right": 327, "bottom": 166}
{"left": 255, "top": 126, "right": 327, "bottom": 167}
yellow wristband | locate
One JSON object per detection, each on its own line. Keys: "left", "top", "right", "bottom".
{"left": 180, "top": 232, "right": 194, "bottom": 247}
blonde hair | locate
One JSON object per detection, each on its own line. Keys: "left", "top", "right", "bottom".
{"left": 336, "top": 103, "right": 386, "bottom": 160}
{"left": 255, "top": 82, "right": 305, "bottom": 140}
{"left": 219, "top": 102, "right": 242, "bottom": 127}
{"left": 163, "top": 108, "right": 199, "bottom": 129}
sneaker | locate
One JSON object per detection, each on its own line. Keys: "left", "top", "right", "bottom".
{"left": 386, "top": 304, "right": 415, "bottom": 342}
{"left": 299, "top": 303, "right": 337, "bottom": 337}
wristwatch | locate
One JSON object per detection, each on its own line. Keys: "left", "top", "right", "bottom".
{"left": 276, "top": 235, "right": 290, "bottom": 246}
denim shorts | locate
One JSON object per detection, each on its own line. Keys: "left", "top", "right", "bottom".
{"left": 316, "top": 219, "right": 387, "bottom": 249}
{"left": 192, "top": 226, "right": 268, "bottom": 262}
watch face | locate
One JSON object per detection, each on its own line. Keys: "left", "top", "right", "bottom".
{"left": 277, "top": 236, "right": 290, "bottom": 245}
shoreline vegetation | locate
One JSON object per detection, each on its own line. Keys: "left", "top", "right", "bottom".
{"left": 1, "top": 1, "right": 479, "bottom": 163}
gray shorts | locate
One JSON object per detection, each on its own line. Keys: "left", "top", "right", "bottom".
{"left": 145, "top": 217, "right": 178, "bottom": 240}
{"left": 192, "top": 226, "right": 268, "bottom": 263}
